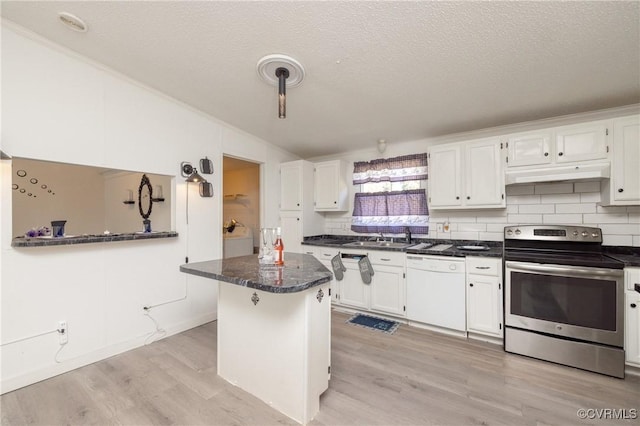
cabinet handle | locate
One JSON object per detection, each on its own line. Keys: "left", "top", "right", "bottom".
{"left": 558, "top": 152, "right": 563, "bottom": 156}
{"left": 618, "top": 188, "right": 624, "bottom": 193}
{"left": 475, "top": 266, "right": 490, "bottom": 270}
{"left": 469, "top": 283, "right": 474, "bottom": 287}
{"left": 631, "top": 303, "right": 637, "bottom": 308}
{"left": 297, "top": 218, "right": 300, "bottom": 221}
{"left": 380, "top": 258, "right": 391, "bottom": 261}
{"left": 544, "top": 152, "right": 549, "bottom": 157}
{"left": 456, "top": 196, "right": 460, "bottom": 200}
{"left": 305, "top": 252, "right": 314, "bottom": 255}
{"left": 466, "top": 196, "right": 470, "bottom": 200}
{"left": 323, "top": 254, "right": 332, "bottom": 257}
{"left": 334, "top": 201, "right": 337, "bottom": 204}
{"left": 297, "top": 203, "right": 300, "bottom": 206}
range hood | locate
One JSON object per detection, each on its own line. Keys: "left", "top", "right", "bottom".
{"left": 505, "top": 162, "right": 610, "bottom": 185}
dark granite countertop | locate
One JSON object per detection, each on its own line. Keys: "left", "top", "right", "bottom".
{"left": 11, "top": 231, "right": 178, "bottom": 247}
{"left": 180, "top": 253, "right": 332, "bottom": 294}
{"left": 302, "top": 235, "right": 503, "bottom": 258}
{"left": 604, "top": 246, "right": 640, "bottom": 267}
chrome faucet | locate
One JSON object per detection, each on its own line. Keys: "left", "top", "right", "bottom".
{"left": 405, "top": 227, "right": 412, "bottom": 243}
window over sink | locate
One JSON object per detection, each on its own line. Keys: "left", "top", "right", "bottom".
{"left": 351, "top": 154, "right": 429, "bottom": 234}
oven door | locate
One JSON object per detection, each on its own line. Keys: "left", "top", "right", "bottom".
{"left": 505, "top": 261, "right": 624, "bottom": 347}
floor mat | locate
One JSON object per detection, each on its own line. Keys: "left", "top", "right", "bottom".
{"left": 346, "top": 313, "right": 399, "bottom": 334}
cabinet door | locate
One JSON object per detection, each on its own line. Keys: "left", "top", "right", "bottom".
{"left": 314, "top": 162, "right": 338, "bottom": 210}
{"left": 507, "top": 131, "right": 552, "bottom": 167}
{"left": 280, "top": 163, "right": 302, "bottom": 210}
{"left": 467, "top": 274, "right": 501, "bottom": 337}
{"left": 554, "top": 121, "right": 608, "bottom": 163}
{"left": 428, "top": 144, "right": 462, "bottom": 208}
{"left": 340, "top": 263, "right": 369, "bottom": 310}
{"left": 279, "top": 213, "right": 302, "bottom": 254}
{"left": 370, "top": 264, "right": 405, "bottom": 317}
{"left": 613, "top": 116, "right": 640, "bottom": 202}
{"left": 465, "top": 139, "right": 505, "bottom": 207}
{"left": 625, "top": 291, "right": 640, "bottom": 366}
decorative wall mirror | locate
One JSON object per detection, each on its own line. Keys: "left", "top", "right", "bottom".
{"left": 138, "top": 174, "right": 153, "bottom": 232}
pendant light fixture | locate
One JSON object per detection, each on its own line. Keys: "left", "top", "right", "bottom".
{"left": 257, "top": 54, "right": 305, "bottom": 119}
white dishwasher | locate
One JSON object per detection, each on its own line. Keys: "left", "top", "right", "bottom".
{"left": 406, "top": 255, "right": 466, "bottom": 332}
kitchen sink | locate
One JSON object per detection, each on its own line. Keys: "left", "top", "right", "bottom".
{"left": 342, "top": 240, "right": 413, "bottom": 249}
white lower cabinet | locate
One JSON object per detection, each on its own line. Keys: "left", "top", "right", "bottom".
{"left": 625, "top": 268, "right": 640, "bottom": 367}
{"left": 625, "top": 291, "right": 640, "bottom": 367}
{"left": 370, "top": 264, "right": 405, "bottom": 316}
{"left": 308, "top": 247, "right": 406, "bottom": 318}
{"left": 340, "top": 261, "right": 369, "bottom": 310}
{"left": 466, "top": 257, "right": 503, "bottom": 339}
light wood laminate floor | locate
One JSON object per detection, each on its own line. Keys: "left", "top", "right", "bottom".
{"left": 2, "top": 311, "right": 639, "bottom": 425}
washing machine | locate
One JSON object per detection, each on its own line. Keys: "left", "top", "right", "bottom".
{"left": 223, "top": 226, "right": 254, "bottom": 258}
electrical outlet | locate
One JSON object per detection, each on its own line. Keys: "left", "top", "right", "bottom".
{"left": 436, "top": 223, "right": 444, "bottom": 233}
{"left": 58, "top": 320, "right": 68, "bottom": 345}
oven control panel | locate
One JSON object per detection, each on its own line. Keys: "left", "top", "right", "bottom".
{"left": 504, "top": 225, "right": 602, "bottom": 242}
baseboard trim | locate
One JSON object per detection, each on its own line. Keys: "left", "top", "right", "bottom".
{"left": 0, "top": 313, "right": 216, "bottom": 395}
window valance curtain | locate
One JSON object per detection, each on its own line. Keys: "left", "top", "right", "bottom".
{"left": 352, "top": 153, "right": 428, "bottom": 184}
{"left": 351, "top": 189, "right": 429, "bottom": 234}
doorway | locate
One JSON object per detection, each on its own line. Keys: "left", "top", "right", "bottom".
{"left": 222, "top": 156, "right": 261, "bottom": 257}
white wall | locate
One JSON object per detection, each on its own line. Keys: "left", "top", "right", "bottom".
{"left": 0, "top": 23, "right": 297, "bottom": 393}
{"left": 311, "top": 107, "right": 640, "bottom": 246}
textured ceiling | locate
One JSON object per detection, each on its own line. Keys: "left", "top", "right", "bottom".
{"left": 1, "top": 1, "right": 639, "bottom": 158}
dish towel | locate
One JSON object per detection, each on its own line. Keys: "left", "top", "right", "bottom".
{"left": 331, "top": 254, "right": 347, "bottom": 281}
{"left": 358, "top": 256, "right": 375, "bottom": 284}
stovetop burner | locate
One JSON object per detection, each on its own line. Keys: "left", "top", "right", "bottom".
{"left": 503, "top": 225, "right": 624, "bottom": 269}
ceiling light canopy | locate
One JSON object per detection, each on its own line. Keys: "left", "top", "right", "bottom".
{"left": 257, "top": 54, "right": 305, "bottom": 119}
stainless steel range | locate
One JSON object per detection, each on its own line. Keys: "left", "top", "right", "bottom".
{"left": 503, "top": 225, "right": 625, "bottom": 378}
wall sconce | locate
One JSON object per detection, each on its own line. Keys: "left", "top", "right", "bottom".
{"left": 123, "top": 189, "right": 135, "bottom": 205}
{"left": 200, "top": 157, "right": 213, "bottom": 175}
{"left": 182, "top": 161, "right": 211, "bottom": 198}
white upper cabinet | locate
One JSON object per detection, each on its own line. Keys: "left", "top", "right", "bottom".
{"left": 554, "top": 120, "right": 609, "bottom": 163}
{"left": 314, "top": 160, "right": 349, "bottom": 211}
{"left": 280, "top": 161, "right": 306, "bottom": 210}
{"left": 428, "top": 144, "right": 463, "bottom": 208}
{"left": 506, "top": 119, "right": 610, "bottom": 169}
{"left": 506, "top": 131, "right": 553, "bottom": 167}
{"left": 465, "top": 139, "right": 505, "bottom": 207}
{"left": 429, "top": 138, "right": 505, "bottom": 210}
{"left": 602, "top": 115, "right": 640, "bottom": 206}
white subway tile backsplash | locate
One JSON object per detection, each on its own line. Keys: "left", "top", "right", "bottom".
{"left": 633, "top": 236, "right": 640, "bottom": 247}
{"left": 598, "top": 224, "right": 640, "bottom": 234}
{"left": 555, "top": 203, "right": 596, "bottom": 214}
{"left": 583, "top": 213, "right": 630, "bottom": 223}
{"left": 518, "top": 204, "right": 555, "bottom": 214}
{"left": 627, "top": 206, "right": 640, "bottom": 213}
{"left": 629, "top": 214, "right": 640, "bottom": 223}
{"left": 458, "top": 223, "right": 487, "bottom": 232}
{"left": 574, "top": 181, "right": 601, "bottom": 193}
{"left": 487, "top": 223, "right": 509, "bottom": 232}
{"left": 506, "top": 205, "right": 519, "bottom": 214}
{"left": 540, "top": 193, "right": 581, "bottom": 204}
{"left": 602, "top": 235, "right": 633, "bottom": 246}
{"left": 451, "top": 231, "right": 479, "bottom": 240}
{"left": 475, "top": 215, "right": 508, "bottom": 223}
{"left": 580, "top": 192, "right": 602, "bottom": 203}
{"left": 542, "top": 214, "right": 582, "bottom": 224}
{"left": 596, "top": 205, "right": 631, "bottom": 214}
{"left": 506, "top": 185, "right": 535, "bottom": 196}
{"left": 506, "top": 195, "right": 541, "bottom": 205}
{"left": 508, "top": 214, "right": 543, "bottom": 224}
{"left": 534, "top": 183, "right": 574, "bottom": 194}
{"left": 478, "top": 232, "right": 504, "bottom": 241}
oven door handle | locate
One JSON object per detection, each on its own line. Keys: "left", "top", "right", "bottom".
{"left": 505, "top": 261, "right": 624, "bottom": 278}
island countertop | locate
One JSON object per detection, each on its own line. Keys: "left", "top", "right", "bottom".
{"left": 180, "top": 252, "right": 333, "bottom": 294}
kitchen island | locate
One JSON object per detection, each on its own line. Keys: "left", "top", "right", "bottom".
{"left": 180, "top": 253, "right": 332, "bottom": 424}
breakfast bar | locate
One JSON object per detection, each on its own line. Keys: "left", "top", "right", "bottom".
{"left": 180, "top": 253, "right": 332, "bottom": 424}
